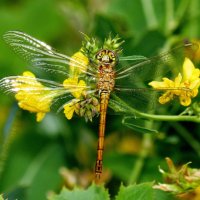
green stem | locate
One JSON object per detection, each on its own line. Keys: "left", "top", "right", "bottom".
{"left": 109, "top": 95, "right": 200, "bottom": 123}
{"left": 165, "top": 0, "right": 190, "bottom": 35}
{"left": 0, "top": 105, "right": 18, "bottom": 179}
{"left": 128, "top": 107, "right": 155, "bottom": 184}
{"left": 188, "top": 0, "right": 199, "bottom": 38}
{"left": 134, "top": 112, "right": 200, "bottom": 122}
{"left": 128, "top": 134, "right": 153, "bottom": 184}
{"left": 165, "top": 0, "right": 174, "bottom": 35}
{"left": 19, "top": 145, "right": 56, "bottom": 187}
{"left": 141, "top": 0, "right": 158, "bottom": 29}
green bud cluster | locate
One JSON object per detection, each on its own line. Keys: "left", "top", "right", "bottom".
{"left": 154, "top": 157, "right": 200, "bottom": 194}
{"left": 80, "top": 33, "right": 99, "bottom": 60}
{"left": 76, "top": 95, "right": 100, "bottom": 122}
{"left": 103, "top": 34, "right": 124, "bottom": 53}
{"left": 180, "top": 101, "right": 200, "bottom": 117}
{"left": 191, "top": 102, "right": 200, "bottom": 116}
{"left": 80, "top": 33, "right": 124, "bottom": 60}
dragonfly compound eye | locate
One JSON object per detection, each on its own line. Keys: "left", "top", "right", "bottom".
{"left": 109, "top": 52, "right": 116, "bottom": 61}
{"left": 96, "top": 50, "right": 105, "bottom": 61}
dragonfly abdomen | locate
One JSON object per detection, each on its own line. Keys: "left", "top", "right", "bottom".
{"left": 95, "top": 91, "right": 110, "bottom": 179}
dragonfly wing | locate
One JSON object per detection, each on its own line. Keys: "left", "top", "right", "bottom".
{"left": 112, "top": 85, "right": 192, "bottom": 114}
{"left": 116, "top": 42, "right": 198, "bottom": 87}
{"left": 112, "top": 87, "right": 161, "bottom": 113}
{"left": 3, "top": 31, "right": 95, "bottom": 77}
{"left": 119, "top": 55, "right": 147, "bottom": 61}
{"left": 0, "top": 76, "right": 94, "bottom": 112}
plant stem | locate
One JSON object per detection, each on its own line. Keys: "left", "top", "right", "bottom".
{"left": 128, "top": 133, "right": 153, "bottom": 185}
{"left": 128, "top": 111, "right": 155, "bottom": 185}
{"left": 135, "top": 111, "right": 200, "bottom": 123}
{"left": 109, "top": 96, "right": 200, "bottom": 123}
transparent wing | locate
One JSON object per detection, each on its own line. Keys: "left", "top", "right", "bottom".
{"left": 112, "top": 87, "right": 162, "bottom": 112}
{"left": 114, "top": 43, "right": 198, "bottom": 113}
{"left": 119, "top": 55, "right": 147, "bottom": 61}
{"left": 116, "top": 42, "right": 198, "bottom": 85}
{"left": 0, "top": 76, "right": 96, "bottom": 112}
{"left": 3, "top": 31, "right": 96, "bottom": 77}
{"left": 111, "top": 86, "right": 191, "bottom": 113}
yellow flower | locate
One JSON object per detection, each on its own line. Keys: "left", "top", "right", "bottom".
{"left": 63, "top": 77, "right": 86, "bottom": 99}
{"left": 62, "top": 52, "right": 89, "bottom": 120}
{"left": 14, "top": 71, "right": 55, "bottom": 122}
{"left": 149, "top": 57, "right": 200, "bottom": 106}
{"left": 62, "top": 77, "right": 87, "bottom": 120}
{"left": 63, "top": 99, "right": 80, "bottom": 120}
{"left": 69, "top": 51, "right": 89, "bottom": 77}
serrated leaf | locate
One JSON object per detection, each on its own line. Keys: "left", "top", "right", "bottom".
{"left": 49, "top": 183, "right": 110, "bottom": 200}
{"left": 115, "top": 182, "right": 175, "bottom": 200}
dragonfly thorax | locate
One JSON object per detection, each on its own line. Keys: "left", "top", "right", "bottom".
{"left": 96, "top": 51, "right": 116, "bottom": 93}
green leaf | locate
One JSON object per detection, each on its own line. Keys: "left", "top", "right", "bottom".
{"left": 0, "top": 194, "right": 4, "bottom": 200}
{"left": 115, "top": 182, "right": 175, "bottom": 200}
{"left": 48, "top": 183, "right": 110, "bottom": 200}
{"left": 122, "top": 117, "right": 158, "bottom": 134}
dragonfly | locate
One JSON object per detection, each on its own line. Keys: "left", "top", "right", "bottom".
{"left": 0, "top": 31, "right": 196, "bottom": 180}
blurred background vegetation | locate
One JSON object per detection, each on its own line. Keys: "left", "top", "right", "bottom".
{"left": 0, "top": 0, "right": 200, "bottom": 199}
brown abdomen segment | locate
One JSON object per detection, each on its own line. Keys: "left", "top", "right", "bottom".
{"left": 95, "top": 92, "right": 110, "bottom": 179}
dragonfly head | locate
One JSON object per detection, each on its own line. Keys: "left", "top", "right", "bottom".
{"left": 96, "top": 49, "right": 117, "bottom": 65}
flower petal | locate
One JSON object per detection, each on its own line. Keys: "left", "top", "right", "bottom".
{"left": 183, "top": 57, "right": 196, "bottom": 81}
{"left": 22, "top": 71, "right": 35, "bottom": 77}
{"left": 72, "top": 80, "right": 86, "bottom": 99}
{"left": 63, "top": 101, "right": 77, "bottom": 120}
{"left": 148, "top": 80, "right": 167, "bottom": 88}
{"left": 159, "top": 92, "right": 174, "bottom": 104}
{"left": 180, "top": 95, "right": 192, "bottom": 106}
{"left": 69, "top": 51, "right": 89, "bottom": 77}
{"left": 63, "top": 77, "right": 78, "bottom": 88}
{"left": 36, "top": 112, "right": 46, "bottom": 122}
{"left": 174, "top": 73, "right": 182, "bottom": 87}
{"left": 63, "top": 78, "right": 86, "bottom": 99}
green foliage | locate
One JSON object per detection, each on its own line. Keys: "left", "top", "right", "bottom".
{"left": 154, "top": 158, "right": 200, "bottom": 194}
{"left": 48, "top": 182, "right": 174, "bottom": 200}
{"left": 48, "top": 183, "right": 109, "bottom": 200}
{"left": 115, "top": 183, "right": 174, "bottom": 200}
{"left": 122, "top": 117, "right": 158, "bottom": 134}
